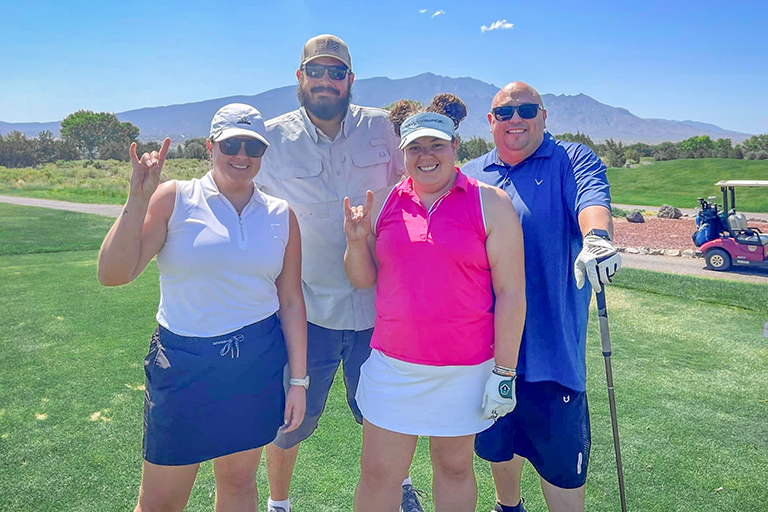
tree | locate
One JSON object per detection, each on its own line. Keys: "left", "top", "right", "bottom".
{"left": 457, "top": 136, "right": 495, "bottom": 162}
{"left": 554, "top": 131, "right": 597, "bottom": 152}
{"left": 60, "top": 110, "right": 140, "bottom": 159}
{"left": 679, "top": 135, "right": 715, "bottom": 159}
{"left": 652, "top": 141, "right": 678, "bottom": 161}
{"left": 713, "top": 138, "right": 732, "bottom": 159}
{"left": 601, "top": 138, "right": 626, "bottom": 168}
{"left": 35, "top": 130, "right": 58, "bottom": 164}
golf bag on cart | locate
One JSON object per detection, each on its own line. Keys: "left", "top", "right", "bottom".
{"left": 692, "top": 197, "right": 726, "bottom": 247}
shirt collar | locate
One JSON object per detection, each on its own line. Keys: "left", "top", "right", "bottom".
{"left": 486, "top": 131, "right": 556, "bottom": 172}
{"left": 299, "top": 105, "right": 353, "bottom": 144}
{"left": 200, "top": 170, "right": 266, "bottom": 206}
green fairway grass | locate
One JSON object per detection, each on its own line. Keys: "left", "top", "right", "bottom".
{"left": 0, "top": 203, "right": 766, "bottom": 511}
{"left": 607, "top": 158, "right": 768, "bottom": 212}
{"left": 0, "top": 203, "right": 115, "bottom": 256}
{"left": 0, "top": 159, "right": 209, "bottom": 205}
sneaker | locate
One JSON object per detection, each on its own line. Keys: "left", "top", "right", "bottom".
{"left": 400, "top": 483, "right": 428, "bottom": 512}
{"left": 267, "top": 506, "right": 287, "bottom": 512}
{"left": 493, "top": 498, "right": 527, "bottom": 512}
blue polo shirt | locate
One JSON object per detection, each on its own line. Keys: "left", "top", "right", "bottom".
{"left": 462, "top": 133, "right": 611, "bottom": 392}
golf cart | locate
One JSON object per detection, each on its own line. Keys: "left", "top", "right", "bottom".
{"left": 692, "top": 180, "right": 768, "bottom": 271}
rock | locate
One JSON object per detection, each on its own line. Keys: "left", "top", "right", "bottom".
{"left": 626, "top": 210, "right": 645, "bottom": 223}
{"left": 626, "top": 247, "right": 639, "bottom": 254}
{"left": 657, "top": 204, "right": 682, "bottom": 219}
{"left": 616, "top": 246, "right": 626, "bottom": 252}
{"left": 665, "top": 249, "right": 681, "bottom": 257}
{"left": 649, "top": 249, "right": 663, "bottom": 255}
{"left": 682, "top": 249, "right": 695, "bottom": 258}
{"left": 639, "top": 246, "right": 650, "bottom": 255}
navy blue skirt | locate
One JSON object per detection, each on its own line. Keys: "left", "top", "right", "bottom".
{"left": 143, "top": 314, "right": 287, "bottom": 466}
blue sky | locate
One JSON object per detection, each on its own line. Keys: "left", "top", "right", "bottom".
{"left": 2, "top": 0, "right": 767, "bottom": 134}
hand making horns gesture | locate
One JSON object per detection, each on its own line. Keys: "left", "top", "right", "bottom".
{"left": 128, "top": 137, "right": 172, "bottom": 202}
{"left": 343, "top": 190, "right": 374, "bottom": 242}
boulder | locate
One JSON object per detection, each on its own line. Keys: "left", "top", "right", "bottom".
{"left": 626, "top": 247, "right": 640, "bottom": 254}
{"left": 626, "top": 210, "right": 645, "bottom": 223}
{"left": 664, "top": 249, "right": 681, "bottom": 257}
{"left": 649, "top": 249, "right": 663, "bottom": 255}
{"left": 657, "top": 204, "right": 682, "bottom": 219}
{"left": 639, "top": 246, "right": 650, "bottom": 255}
{"left": 682, "top": 249, "right": 695, "bottom": 258}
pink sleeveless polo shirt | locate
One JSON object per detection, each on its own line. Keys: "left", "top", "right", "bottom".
{"left": 370, "top": 168, "right": 495, "bottom": 366}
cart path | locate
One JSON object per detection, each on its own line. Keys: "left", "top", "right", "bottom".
{"left": 0, "top": 195, "right": 122, "bottom": 217}
{"left": 2, "top": 195, "right": 767, "bottom": 283}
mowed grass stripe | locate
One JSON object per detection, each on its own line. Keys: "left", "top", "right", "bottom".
{"left": 0, "top": 203, "right": 115, "bottom": 256}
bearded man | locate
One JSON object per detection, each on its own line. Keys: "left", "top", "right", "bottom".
{"left": 254, "top": 34, "right": 423, "bottom": 512}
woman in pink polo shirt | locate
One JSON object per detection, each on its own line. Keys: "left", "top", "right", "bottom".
{"left": 343, "top": 94, "right": 526, "bottom": 512}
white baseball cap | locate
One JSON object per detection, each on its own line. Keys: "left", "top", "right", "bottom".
{"left": 209, "top": 103, "right": 269, "bottom": 146}
{"left": 398, "top": 112, "right": 455, "bottom": 149}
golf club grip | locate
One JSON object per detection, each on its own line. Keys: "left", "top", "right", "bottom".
{"left": 595, "top": 289, "right": 612, "bottom": 356}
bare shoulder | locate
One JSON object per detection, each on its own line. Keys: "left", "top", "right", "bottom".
{"left": 478, "top": 181, "right": 514, "bottom": 211}
{"left": 147, "top": 180, "right": 177, "bottom": 220}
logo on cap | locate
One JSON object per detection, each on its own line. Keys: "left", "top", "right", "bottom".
{"left": 318, "top": 39, "right": 341, "bottom": 54}
{"left": 237, "top": 116, "right": 251, "bottom": 125}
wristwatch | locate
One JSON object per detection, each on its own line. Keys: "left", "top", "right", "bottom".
{"left": 289, "top": 376, "right": 310, "bottom": 389}
{"left": 586, "top": 228, "right": 611, "bottom": 241}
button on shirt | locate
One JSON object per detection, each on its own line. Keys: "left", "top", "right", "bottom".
{"left": 255, "top": 105, "right": 404, "bottom": 330}
{"left": 462, "top": 133, "right": 611, "bottom": 392}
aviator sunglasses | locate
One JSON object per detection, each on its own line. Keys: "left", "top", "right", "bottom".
{"left": 491, "top": 103, "right": 541, "bottom": 121}
{"left": 219, "top": 138, "right": 268, "bottom": 158}
{"left": 302, "top": 63, "right": 350, "bottom": 81}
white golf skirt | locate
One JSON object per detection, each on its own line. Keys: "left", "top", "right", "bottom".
{"left": 356, "top": 349, "right": 494, "bottom": 437}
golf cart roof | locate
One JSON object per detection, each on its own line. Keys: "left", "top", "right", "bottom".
{"left": 715, "top": 180, "right": 768, "bottom": 188}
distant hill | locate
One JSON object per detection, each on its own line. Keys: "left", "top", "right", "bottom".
{"left": 0, "top": 73, "right": 753, "bottom": 144}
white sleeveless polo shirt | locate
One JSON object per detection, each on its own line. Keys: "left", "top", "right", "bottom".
{"left": 156, "top": 171, "right": 290, "bottom": 337}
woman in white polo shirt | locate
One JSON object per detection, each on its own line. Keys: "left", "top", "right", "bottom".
{"left": 98, "top": 103, "right": 308, "bottom": 512}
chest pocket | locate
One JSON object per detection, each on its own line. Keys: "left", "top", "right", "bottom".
{"left": 349, "top": 139, "right": 392, "bottom": 197}
{"left": 281, "top": 159, "right": 330, "bottom": 220}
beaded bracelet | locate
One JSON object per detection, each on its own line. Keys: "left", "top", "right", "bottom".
{"left": 493, "top": 365, "right": 516, "bottom": 377}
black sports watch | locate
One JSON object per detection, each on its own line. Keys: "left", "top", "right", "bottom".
{"left": 586, "top": 228, "right": 611, "bottom": 241}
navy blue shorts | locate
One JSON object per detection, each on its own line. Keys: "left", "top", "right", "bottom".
{"left": 143, "top": 314, "right": 287, "bottom": 466}
{"left": 474, "top": 378, "right": 591, "bottom": 489}
{"left": 272, "top": 323, "right": 372, "bottom": 449}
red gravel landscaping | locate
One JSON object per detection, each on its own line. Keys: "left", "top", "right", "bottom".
{"left": 613, "top": 216, "right": 768, "bottom": 251}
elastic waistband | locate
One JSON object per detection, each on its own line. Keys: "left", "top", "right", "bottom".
{"left": 158, "top": 314, "right": 279, "bottom": 344}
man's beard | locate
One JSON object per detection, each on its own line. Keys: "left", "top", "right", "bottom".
{"left": 297, "top": 84, "right": 352, "bottom": 121}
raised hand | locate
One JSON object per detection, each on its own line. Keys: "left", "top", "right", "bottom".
{"left": 128, "top": 137, "right": 171, "bottom": 202}
{"left": 343, "top": 190, "right": 374, "bottom": 242}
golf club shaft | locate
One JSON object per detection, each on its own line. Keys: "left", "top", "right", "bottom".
{"left": 596, "top": 288, "right": 628, "bottom": 512}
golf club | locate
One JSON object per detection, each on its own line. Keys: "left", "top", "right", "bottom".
{"left": 595, "top": 283, "right": 627, "bottom": 512}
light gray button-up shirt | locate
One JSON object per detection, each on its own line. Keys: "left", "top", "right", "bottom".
{"left": 256, "top": 105, "right": 404, "bottom": 331}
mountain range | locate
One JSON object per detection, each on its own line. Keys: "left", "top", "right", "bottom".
{"left": 0, "top": 73, "right": 752, "bottom": 144}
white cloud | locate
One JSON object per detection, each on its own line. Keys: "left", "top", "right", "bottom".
{"left": 480, "top": 19, "right": 514, "bottom": 33}
{"left": 419, "top": 9, "right": 427, "bottom": 13}
{"left": 432, "top": 10, "right": 445, "bottom": 17}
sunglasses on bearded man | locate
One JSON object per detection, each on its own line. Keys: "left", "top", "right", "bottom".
{"left": 491, "top": 103, "right": 542, "bottom": 121}
{"left": 218, "top": 138, "right": 268, "bottom": 158}
{"left": 302, "top": 63, "right": 350, "bottom": 81}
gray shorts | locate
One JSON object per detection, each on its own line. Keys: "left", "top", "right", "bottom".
{"left": 273, "top": 322, "right": 372, "bottom": 449}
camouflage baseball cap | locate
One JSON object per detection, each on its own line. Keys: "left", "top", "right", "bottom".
{"left": 300, "top": 34, "right": 352, "bottom": 71}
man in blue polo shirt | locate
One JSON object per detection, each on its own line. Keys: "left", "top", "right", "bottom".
{"left": 463, "top": 82, "right": 622, "bottom": 512}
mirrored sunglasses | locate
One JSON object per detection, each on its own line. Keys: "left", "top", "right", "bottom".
{"left": 303, "top": 63, "right": 349, "bottom": 81}
{"left": 219, "top": 138, "right": 267, "bottom": 158}
{"left": 492, "top": 104, "right": 541, "bottom": 121}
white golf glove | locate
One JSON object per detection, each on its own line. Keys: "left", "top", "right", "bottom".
{"left": 482, "top": 372, "right": 517, "bottom": 421}
{"left": 574, "top": 234, "right": 622, "bottom": 292}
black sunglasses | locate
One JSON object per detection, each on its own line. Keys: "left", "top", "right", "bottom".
{"left": 491, "top": 104, "right": 541, "bottom": 121}
{"left": 219, "top": 138, "right": 268, "bottom": 158}
{"left": 302, "top": 63, "right": 349, "bottom": 81}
